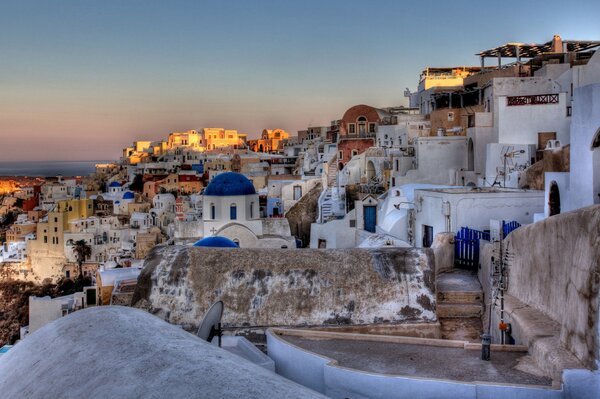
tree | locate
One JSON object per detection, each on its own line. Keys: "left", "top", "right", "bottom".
{"left": 72, "top": 240, "right": 92, "bottom": 280}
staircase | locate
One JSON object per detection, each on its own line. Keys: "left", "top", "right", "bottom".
{"left": 320, "top": 189, "right": 334, "bottom": 220}
{"left": 436, "top": 269, "right": 484, "bottom": 342}
{"left": 326, "top": 155, "right": 338, "bottom": 187}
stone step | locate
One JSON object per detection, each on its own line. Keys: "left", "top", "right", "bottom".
{"left": 437, "top": 290, "right": 483, "bottom": 304}
{"left": 436, "top": 303, "right": 483, "bottom": 318}
{"left": 439, "top": 317, "right": 483, "bottom": 342}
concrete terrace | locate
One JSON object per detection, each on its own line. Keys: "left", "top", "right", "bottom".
{"left": 273, "top": 329, "right": 552, "bottom": 386}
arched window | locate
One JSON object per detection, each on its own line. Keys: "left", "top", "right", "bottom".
{"left": 230, "top": 204, "right": 237, "bottom": 220}
{"left": 549, "top": 181, "right": 561, "bottom": 216}
{"left": 592, "top": 127, "right": 600, "bottom": 149}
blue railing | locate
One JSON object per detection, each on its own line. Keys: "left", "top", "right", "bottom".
{"left": 502, "top": 220, "right": 521, "bottom": 238}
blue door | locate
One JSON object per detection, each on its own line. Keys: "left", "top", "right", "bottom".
{"left": 364, "top": 206, "right": 376, "bottom": 233}
{"left": 230, "top": 205, "right": 237, "bottom": 220}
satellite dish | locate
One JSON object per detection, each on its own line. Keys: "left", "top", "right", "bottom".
{"left": 197, "top": 301, "right": 224, "bottom": 347}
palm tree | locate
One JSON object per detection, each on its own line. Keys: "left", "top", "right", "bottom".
{"left": 73, "top": 239, "right": 92, "bottom": 280}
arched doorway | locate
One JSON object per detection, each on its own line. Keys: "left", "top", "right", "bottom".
{"left": 338, "top": 162, "right": 344, "bottom": 171}
{"left": 548, "top": 181, "right": 561, "bottom": 216}
{"left": 593, "top": 127, "right": 600, "bottom": 204}
{"left": 467, "top": 138, "right": 474, "bottom": 171}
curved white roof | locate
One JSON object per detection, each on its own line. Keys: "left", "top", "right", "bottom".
{"left": 0, "top": 307, "right": 324, "bottom": 399}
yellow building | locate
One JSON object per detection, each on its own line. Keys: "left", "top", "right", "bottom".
{"left": 248, "top": 128, "right": 290, "bottom": 153}
{"left": 122, "top": 140, "right": 154, "bottom": 164}
{"left": 55, "top": 199, "right": 94, "bottom": 224}
{"left": 167, "top": 130, "right": 204, "bottom": 150}
{"left": 417, "top": 67, "right": 482, "bottom": 91}
{"left": 5, "top": 222, "right": 36, "bottom": 243}
{"left": 203, "top": 128, "right": 244, "bottom": 150}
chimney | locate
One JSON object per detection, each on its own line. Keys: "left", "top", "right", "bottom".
{"left": 551, "top": 34, "right": 563, "bottom": 53}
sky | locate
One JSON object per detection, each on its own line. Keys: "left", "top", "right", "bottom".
{"left": 1, "top": 0, "right": 599, "bottom": 162}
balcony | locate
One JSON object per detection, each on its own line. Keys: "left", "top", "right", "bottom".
{"left": 506, "top": 94, "right": 559, "bottom": 106}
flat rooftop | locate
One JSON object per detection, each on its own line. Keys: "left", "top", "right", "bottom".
{"left": 279, "top": 334, "right": 552, "bottom": 387}
{"left": 417, "top": 187, "right": 541, "bottom": 195}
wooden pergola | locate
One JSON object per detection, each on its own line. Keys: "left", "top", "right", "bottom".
{"left": 476, "top": 40, "right": 600, "bottom": 67}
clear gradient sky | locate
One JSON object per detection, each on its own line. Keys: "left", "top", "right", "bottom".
{"left": 1, "top": 0, "right": 599, "bottom": 161}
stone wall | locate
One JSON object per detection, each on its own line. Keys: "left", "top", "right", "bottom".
{"left": 505, "top": 205, "right": 600, "bottom": 367}
{"left": 132, "top": 246, "right": 436, "bottom": 330}
{"left": 285, "top": 182, "right": 321, "bottom": 247}
{"left": 521, "top": 145, "right": 570, "bottom": 190}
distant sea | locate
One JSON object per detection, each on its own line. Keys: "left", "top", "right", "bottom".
{"left": 0, "top": 160, "right": 114, "bottom": 177}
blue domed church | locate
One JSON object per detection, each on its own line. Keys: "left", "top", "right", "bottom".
{"left": 197, "top": 172, "right": 295, "bottom": 248}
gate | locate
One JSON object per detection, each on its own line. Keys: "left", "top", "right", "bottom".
{"left": 502, "top": 220, "right": 521, "bottom": 238}
{"left": 454, "top": 227, "right": 490, "bottom": 270}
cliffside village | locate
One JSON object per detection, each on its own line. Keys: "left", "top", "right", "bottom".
{"left": 1, "top": 35, "right": 600, "bottom": 398}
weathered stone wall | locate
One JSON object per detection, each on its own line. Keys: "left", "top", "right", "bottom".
{"left": 505, "top": 205, "right": 600, "bottom": 366}
{"left": 521, "top": 145, "right": 570, "bottom": 190}
{"left": 431, "top": 232, "right": 454, "bottom": 275}
{"left": 132, "top": 246, "right": 436, "bottom": 330}
{"left": 285, "top": 182, "right": 321, "bottom": 247}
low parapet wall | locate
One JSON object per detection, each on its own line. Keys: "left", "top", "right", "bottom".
{"left": 505, "top": 205, "right": 600, "bottom": 368}
{"left": 132, "top": 246, "right": 436, "bottom": 329}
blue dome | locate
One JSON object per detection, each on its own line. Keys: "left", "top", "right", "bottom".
{"left": 193, "top": 236, "right": 239, "bottom": 248}
{"left": 122, "top": 191, "right": 135, "bottom": 200}
{"left": 109, "top": 181, "right": 122, "bottom": 188}
{"left": 204, "top": 172, "right": 256, "bottom": 196}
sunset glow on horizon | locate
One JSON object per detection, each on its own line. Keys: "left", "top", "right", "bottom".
{"left": 1, "top": 0, "right": 599, "bottom": 161}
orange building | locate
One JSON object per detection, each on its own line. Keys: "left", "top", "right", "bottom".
{"left": 248, "top": 129, "right": 290, "bottom": 153}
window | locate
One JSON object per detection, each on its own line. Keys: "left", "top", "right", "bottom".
{"left": 293, "top": 186, "right": 302, "bottom": 201}
{"left": 210, "top": 204, "right": 216, "bottom": 220}
{"left": 567, "top": 106, "right": 572, "bottom": 117}
{"left": 448, "top": 112, "right": 454, "bottom": 122}
{"left": 230, "top": 204, "right": 237, "bottom": 220}
{"left": 338, "top": 150, "right": 343, "bottom": 160}
{"left": 44, "top": 236, "right": 48, "bottom": 244}
{"left": 250, "top": 202, "right": 254, "bottom": 219}
{"left": 348, "top": 124, "right": 356, "bottom": 134}
{"left": 369, "top": 123, "right": 376, "bottom": 133}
